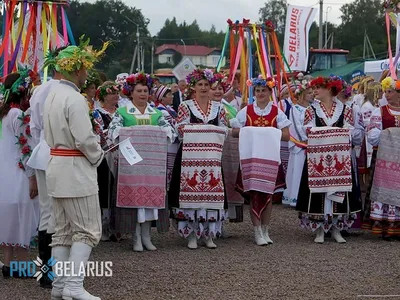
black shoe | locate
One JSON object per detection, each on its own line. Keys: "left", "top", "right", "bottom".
{"left": 2, "top": 265, "right": 21, "bottom": 278}
{"left": 340, "top": 230, "right": 350, "bottom": 237}
{"left": 40, "top": 275, "right": 53, "bottom": 289}
{"left": 325, "top": 231, "right": 332, "bottom": 238}
{"left": 382, "top": 235, "right": 394, "bottom": 241}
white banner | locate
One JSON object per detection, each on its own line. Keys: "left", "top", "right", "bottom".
{"left": 172, "top": 57, "right": 196, "bottom": 81}
{"left": 283, "top": 5, "right": 317, "bottom": 72}
{"left": 364, "top": 59, "right": 400, "bottom": 73}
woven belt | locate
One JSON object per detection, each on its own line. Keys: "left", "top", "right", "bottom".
{"left": 50, "top": 149, "right": 84, "bottom": 157}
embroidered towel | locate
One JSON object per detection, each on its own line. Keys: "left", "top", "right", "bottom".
{"left": 179, "top": 124, "right": 227, "bottom": 209}
{"left": 307, "top": 127, "right": 352, "bottom": 194}
{"left": 370, "top": 128, "right": 400, "bottom": 206}
{"left": 239, "top": 127, "right": 282, "bottom": 194}
{"left": 117, "top": 126, "right": 168, "bottom": 209}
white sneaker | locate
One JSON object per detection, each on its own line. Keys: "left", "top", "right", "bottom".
{"left": 254, "top": 226, "right": 268, "bottom": 246}
{"left": 314, "top": 227, "right": 325, "bottom": 244}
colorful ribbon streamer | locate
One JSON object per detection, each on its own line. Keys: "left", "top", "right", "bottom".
{"left": 9, "top": 2, "right": 27, "bottom": 73}
{"left": 216, "top": 26, "right": 229, "bottom": 72}
{"left": 61, "top": 7, "right": 68, "bottom": 45}
{"left": 386, "top": 12, "right": 397, "bottom": 79}
{"left": 65, "top": 9, "right": 76, "bottom": 45}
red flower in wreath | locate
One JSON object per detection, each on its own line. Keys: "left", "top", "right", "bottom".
{"left": 25, "top": 126, "right": 31, "bottom": 137}
{"left": 18, "top": 135, "right": 28, "bottom": 146}
{"left": 310, "top": 77, "right": 327, "bottom": 88}
{"left": 21, "top": 145, "right": 31, "bottom": 155}
{"left": 22, "top": 115, "right": 30, "bottom": 125}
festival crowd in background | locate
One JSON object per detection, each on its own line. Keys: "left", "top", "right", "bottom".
{"left": 0, "top": 39, "right": 400, "bottom": 300}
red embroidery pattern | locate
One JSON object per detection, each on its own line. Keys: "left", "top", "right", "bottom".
{"left": 304, "top": 107, "right": 314, "bottom": 125}
{"left": 179, "top": 125, "right": 226, "bottom": 209}
{"left": 344, "top": 106, "right": 354, "bottom": 126}
{"left": 15, "top": 111, "right": 32, "bottom": 171}
{"left": 320, "top": 101, "right": 336, "bottom": 119}
{"left": 307, "top": 127, "right": 352, "bottom": 193}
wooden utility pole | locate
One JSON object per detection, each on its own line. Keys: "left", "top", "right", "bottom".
{"left": 318, "top": 0, "right": 323, "bottom": 49}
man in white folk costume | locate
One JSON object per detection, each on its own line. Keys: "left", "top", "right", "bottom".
{"left": 27, "top": 46, "right": 66, "bottom": 289}
{"left": 43, "top": 39, "right": 110, "bottom": 300}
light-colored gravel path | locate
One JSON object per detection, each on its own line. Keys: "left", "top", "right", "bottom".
{"left": 1, "top": 205, "right": 400, "bottom": 300}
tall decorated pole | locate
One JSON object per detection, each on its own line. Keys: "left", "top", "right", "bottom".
{"left": 217, "top": 18, "right": 295, "bottom": 105}
{"left": 0, "top": 0, "right": 74, "bottom": 80}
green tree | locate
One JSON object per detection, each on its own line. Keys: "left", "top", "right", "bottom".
{"left": 259, "top": 0, "right": 288, "bottom": 45}
{"left": 337, "top": 0, "right": 386, "bottom": 60}
{"left": 156, "top": 19, "right": 225, "bottom": 48}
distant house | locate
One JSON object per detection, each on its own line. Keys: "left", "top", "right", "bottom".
{"left": 155, "top": 44, "right": 223, "bottom": 67}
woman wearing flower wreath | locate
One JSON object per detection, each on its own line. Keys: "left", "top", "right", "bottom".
{"left": 282, "top": 77, "right": 313, "bottom": 207}
{"left": 296, "top": 76, "right": 362, "bottom": 244}
{"left": 0, "top": 69, "right": 39, "bottom": 277}
{"left": 168, "top": 69, "right": 228, "bottom": 249}
{"left": 91, "top": 81, "right": 120, "bottom": 242}
{"left": 210, "top": 72, "right": 238, "bottom": 123}
{"left": 82, "top": 70, "right": 102, "bottom": 111}
{"left": 108, "top": 73, "right": 176, "bottom": 251}
{"left": 230, "top": 76, "right": 291, "bottom": 246}
{"left": 362, "top": 77, "right": 400, "bottom": 240}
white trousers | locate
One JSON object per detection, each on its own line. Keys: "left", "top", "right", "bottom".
{"left": 36, "top": 169, "right": 55, "bottom": 232}
{"left": 50, "top": 195, "right": 102, "bottom": 248}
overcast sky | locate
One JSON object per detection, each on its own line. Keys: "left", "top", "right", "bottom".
{"left": 130, "top": 0, "right": 352, "bottom": 36}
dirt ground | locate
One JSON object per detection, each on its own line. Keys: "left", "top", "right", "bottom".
{"left": 1, "top": 205, "right": 400, "bottom": 300}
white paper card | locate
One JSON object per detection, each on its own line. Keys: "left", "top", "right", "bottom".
{"left": 119, "top": 138, "right": 143, "bottom": 166}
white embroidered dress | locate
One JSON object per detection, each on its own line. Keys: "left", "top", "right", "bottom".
{"left": 367, "top": 106, "right": 400, "bottom": 224}
{"left": 0, "top": 108, "right": 39, "bottom": 248}
{"left": 108, "top": 102, "right": 176, "bottom": 225}
{"left": 299, "top": 99, "right": 361, "bottom": 231}
{"left": 230, "top": 101, "right": 291, "bottom": 129}
{"left": 172, "top": 100, "right": 228, "bottom": 239}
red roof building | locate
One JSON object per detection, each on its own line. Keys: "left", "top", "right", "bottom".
{"left": 155, "top": 44, "right": 223, "bottom": 67}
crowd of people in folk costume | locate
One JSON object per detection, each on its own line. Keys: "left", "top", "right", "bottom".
{"left": 0, "top": 39, "right": 400, "bottom": 300}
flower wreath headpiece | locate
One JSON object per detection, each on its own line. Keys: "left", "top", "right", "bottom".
{"left": 44, "top": 35, "right": 110, "bottom": 76}
{"left": 294, "top": 73, "right": 312, "bottom": 95}
{"left": 186, "top": 68, "right": 215, "bottom": 88}
{"left": 212, "top": 72, "right": 230, "bottom": 92}
{"left": 381, "top": 76, "right": 400, "bottom": 91}
{"left": 310, "top": 76, "right": 344, "bottom": 96}
{"left": 246, "top": 75, "right": 276, "bottom": 89}
{"left": 82, "top": 70, "right": 102, "bottom": 90}
{"left": 329, "top": 74, "right": 353, "bottom": 98}
{"left": 0, "top": 68, "right": 35, "bottom": 104}
{"left": 96, "top": 83, "right": 120, "bottom": 100}
{"left": 122, "top": 72, "right": 153, "bottom": 96}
